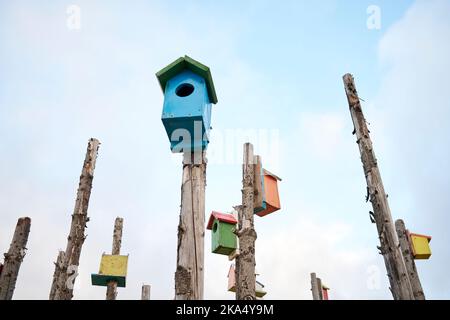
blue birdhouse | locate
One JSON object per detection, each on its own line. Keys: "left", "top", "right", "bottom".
{"left": 156, "top": 56, "right": 218, "bottom": 152}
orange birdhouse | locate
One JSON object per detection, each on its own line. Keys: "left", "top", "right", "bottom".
{"left": 254, "top": 168, "right": 282, "bottom": 217}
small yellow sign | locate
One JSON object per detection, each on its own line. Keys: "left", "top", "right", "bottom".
{"left": 99, "top": 254, "right": 128, "bottom": 276}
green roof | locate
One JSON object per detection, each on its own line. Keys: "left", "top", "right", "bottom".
{"left": 156, "top": 55, "right": 218, "bottom": 104}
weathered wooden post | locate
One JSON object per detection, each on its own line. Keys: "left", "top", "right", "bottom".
{"left": 316, "top": 277, "right": 324, "bottom": 300}
{"left": 50, "top": 138, "right": 100, "bottom": 300}
{"left": 395, "top": 219, "right": 426, "bottom": 300}
{"left": 235, "top": 143, "right": 257, "bottom": 300}
{"left": 49, "top": 251, "right": 65, "bottom": 300}
{"left": 156, "top": 56, "right": 218, "bottom": 300}
{"left": 174, "top": 151, "right": 207, "bottom": 300}
{"left": 106, "top": 217, "right": 124, "bottom": 300}
{"left": 141, "top": 284, "right": 151, "bottom": 300}
{"left": 0, "top": 217, "right": 31, "bottom": 300}
{"left": 343, "top": 74, "right": 413, "bottom": 300}
{"left": 310, "top": 273, "right": 320, "bottom": 300}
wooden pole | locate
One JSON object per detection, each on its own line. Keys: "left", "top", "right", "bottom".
{"left": 141, "top": 284, "right": 151, "bottom": 300}
{"left": 174, "top": 151, "right": 206, "bottom": 300}
{"left": 343, "top": 74, "right": 413, "bottom": 300}
{"left": 395, "top": 219, "right": 425, "bottom": 300}
{"left": 106, "top": 217, "right": 123, "bottom": 300}
{"left": 310, "top": 272, "right": 320, "bottom": 300}
{"left": 49, "top": 251, "right": 65, "bottom": 300}
{"left": 0, "top": 217, "right": 31, "bottom": 300}
{"left": 235, "top": 143, "right": 257, "bottom": 300}
{"left": 50, "top": 138, "right": 100, "bottom": 300}
{"left": 316, "top": 277, "right": 324, "bottom": 300}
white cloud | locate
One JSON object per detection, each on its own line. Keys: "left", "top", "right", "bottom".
{"left": 256, "top": 217, "right": 374, "bottom": 299}
{"left": 298, "top": 113, "right": 347, "bottom": 160}
{"left": 204, "top": 213, "right": 387, "bottom": 300}
{"left": 374, "top": 0, "right": 450, "bottom": 299}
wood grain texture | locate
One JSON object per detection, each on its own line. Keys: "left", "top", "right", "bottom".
{"left": 0, "top": 217, "right": 31, "bottom": 300}
{"left": 253, "top": 155, "right": 263, "bottom": 210}
{"left": 343, "top": 74, "right": 413, "bottom": 300}
{"left": 317, "top": 277, "right": 323, "bottom": 300}
{"left": 106, "top": 217, "right": 123, "bottom": 300}
{"left": 175, "top": 151, "right": 206, "bottom": 300}
{"left": 49, "top": 251, "right": 65, "bottom": 300}
{"left": 310, "top": 273, "right": 320, "bottom": 300}
{"left": 395, "top": 219, "right": 425, "bottom": 300}
{"left": 235, "top": 143, "right": 257, "bottom": 300}
{"left": 141, "top": 284, "right": 151, "bottom": 300}
{"left": 51, "top": 138, "right": 100, "bottom": 300}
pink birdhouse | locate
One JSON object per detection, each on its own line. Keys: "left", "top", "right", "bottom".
{"left": 228, "top": 264, "right": 236, "bottom": 292}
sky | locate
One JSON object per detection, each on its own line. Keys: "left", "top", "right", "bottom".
{"left": 0, "top": 0, "right": 449, "bottom": 300}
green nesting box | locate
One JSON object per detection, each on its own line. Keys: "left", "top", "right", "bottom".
{"left": 207, "top": 211, "right": 238, "bottom": 255}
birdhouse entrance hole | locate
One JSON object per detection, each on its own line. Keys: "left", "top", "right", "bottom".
{"left": 213, "top": 221, "right": 218, "bottom": 232}
{"left": 176, "top": 83, "right": 194, "bottom": 97}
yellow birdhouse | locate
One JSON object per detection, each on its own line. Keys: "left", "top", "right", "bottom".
{"left": 91, "top": 254, "right": 128, "bottom": 287}
{"left": 409, "top": 232, "right": 432, "bottom": 260}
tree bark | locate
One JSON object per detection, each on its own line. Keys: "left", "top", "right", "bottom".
{"left": 174, "top": 151, "right": 206, "bottom": 300}
{"left": 235, "top": 143, "right": 257, "bottom": 300}
{"left": 0, "top": 217, "right": 31, "bottom": 300}
{"left": 106, "top": 217, "right": 123, "bottom": 300}
{"left": 343, "top": 74, "right": 413, "bottom": 300}
{"left": 51, "top": 138, "right": 100, "bottom": 300}
{"left": 317, "top": 277, "right": 324, "bottom": 300}
{"left": 395, "top": 219, "right": 425, "bottom": 300}
{"left": 310, "top": 273, "right": 320, "bottom": 300}
{"left": 141, "top": 284, "right": 151, "bottom": 300}
{"left": 49, "top": 251, "right": 65, "bottom": 300}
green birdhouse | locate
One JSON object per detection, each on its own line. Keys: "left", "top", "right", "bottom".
{"left": 207, "top": 211, "right": 238, "bottom": 255}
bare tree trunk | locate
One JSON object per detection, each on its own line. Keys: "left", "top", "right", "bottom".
{"left": 141, "top": 284, "right": 151, "bottom": 300}
{"left": 395, "top": 219, "right": 425, "bottom": 300}
{"left": 106, "top": 217, "right": 123, "bottom": 300}
{"left": 51, "top": 138, "right": 100, "bottom": 300}
{"left": 0, "top": 217, "right": 31, "bottom": 300}
{"left": 174, "top": 151, "right": 206, "bottom": 300}
{"left": 310, "top": 273, "right": 320, "bottom": 300}
{"left": 49, "top": 251, "right": 65, "bottom": 300}
{"left": 343, "top": 74, "right": 413, "bottom": 300}
{"left": 316, "top": 277, "right": 323, "bottom": 300}
{"left": 235, "top": 143, "right": 257, "bottom": 300}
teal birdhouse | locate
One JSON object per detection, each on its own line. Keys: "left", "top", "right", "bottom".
{"left": 207, "top": 211, "right": 237, "bottom": 255}
{"left": 156, "top": 56, "right": 218, "bottom": 153}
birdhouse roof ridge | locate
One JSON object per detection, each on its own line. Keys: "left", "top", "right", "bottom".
{"left": 156, "top": 55, "right": 218, "bottom": 104}
{"left": 408, "top": 231, "right": 432, "bottom": 241}
{"left": 206, "top": 211, "right": 238, "bottom": 230}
